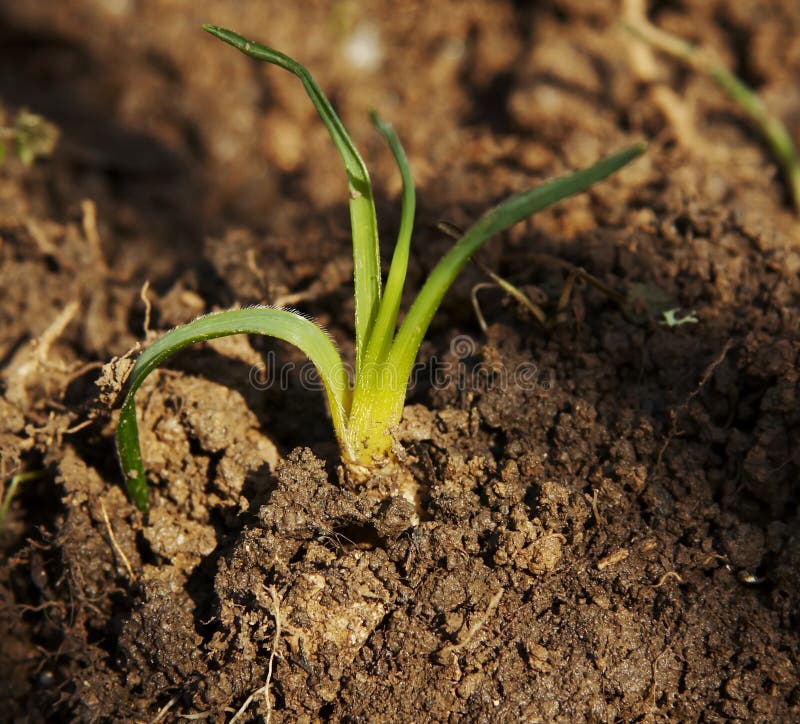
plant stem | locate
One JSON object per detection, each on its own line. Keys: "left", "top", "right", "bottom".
{"left": 623, "top": 19, "right": 800, "bottom": 213}
{"left": 360, "top": 111, "right": 416, "bottom": 369}
{"left": 0, "top": 470, "right": 43, "bottom": 532}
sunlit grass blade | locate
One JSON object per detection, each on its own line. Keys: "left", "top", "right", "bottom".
{"left": 116, "top": 308, "right": 351, "bottom": 511}
{"left": 202, "top": 25, "right": 382, "bottom": 371}
{"left": 389, "top": 143, "right": 645, "bottom": 376}
{"left": 360, "top": 111, "right": 416, "bottom": 369}
{"left": 0, "top": 470, "right": 43, "bottom": 533}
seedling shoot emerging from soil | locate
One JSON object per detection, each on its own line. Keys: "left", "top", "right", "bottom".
{"left": 115, "top": 24, "right": 644, "bottom": 511}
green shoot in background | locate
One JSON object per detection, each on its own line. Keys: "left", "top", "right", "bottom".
{"left": 0, "top": 470, "right": 44, "bottom": 534}
{"left": 0, "top": 107, "right": 59, "bottom": 166}
{"left": 623, "top": 14, "right": 800, "bottom": 213}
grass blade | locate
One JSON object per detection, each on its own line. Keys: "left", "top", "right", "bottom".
{"left": 360, "top": 111, "right": 416, "bottom": 368}
{"left": 622, "top": 18, "right": 800, "bottom": 213}
{"left": 116, "top": 308, "right": 350, "bottom": 511}
{"left": 202, "top": 25, "right": 382, "bottom": 370}
{"left": 0, "top": 470, "right": 43, "bottom": 533}
{"left": 388, "top": 143, "right": 646, "bottom": 388}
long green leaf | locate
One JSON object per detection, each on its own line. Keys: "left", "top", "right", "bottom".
{"left": 389, "top": 144, "right": 644, "bottom": 401}
{"left": 202, "top": 25, "right": 382, "bottom": 371}
{"left": 360, "top": 111, "right": 416, "bottom": 369}
{"left": 116, "top": 308, "right": 350, "bottom": 511}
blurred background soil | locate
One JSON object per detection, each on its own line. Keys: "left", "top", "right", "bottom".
{"left": 0, "top": 0, "right": 798, "bottom": 721}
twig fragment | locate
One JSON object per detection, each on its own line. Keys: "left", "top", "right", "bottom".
{"left": 81, "top": 198, "right": 108, "bottom": 270}
{"left": 470, "top": 282, "right": 497, "bottom": 334}
{"left": 149, "top": 695, "right": 178, "bottom": 724}
{"left": 586, "top": 488, "right": 604, "bottom": 527}
{"left": 474, "top": 260, "right": 548, "bottom": 326}
{"left": 140, "top": 280, "right": 154, "bottom": 338}
{"left": 656, "top": 339, "right": 733, "bottom": 468}
{"left": 651, "top": 571, "right": 684, "bottom": 588}
{"left": 597, "top": 548, "right": 630, "bottom": 570}
{"left": 436, "top": 588, "right": 503, "bottom": 663}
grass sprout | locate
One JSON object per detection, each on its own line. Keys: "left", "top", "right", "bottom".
{"left": 0, "top": 107, "right": 59, "bottom": 166}
{"left": 115, "top": 24, "right": 644, "bottom": 511}
{"left": 623, "top": 13, "right": 800, "bottom": 213}
{"left": 0, "top": 470, "right": 43, "bottom": 534}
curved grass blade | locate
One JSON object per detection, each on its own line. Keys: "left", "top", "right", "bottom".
{"left": 116, "top": 308, "right": 350, "bottom": 511}
{"left": 623, "top": 18, "right": 800, "bottom": 213}
{"left": 389, "top": 143, "right": 645, "bottom": 377}
{"left": 202, "top": 25, "right": 382, "bottom": 371}
{"left": 0, "top": 470, "right": 43, "bottom": 533}
{"left": 360, "top": 111, "right": 416, "bottom": 369}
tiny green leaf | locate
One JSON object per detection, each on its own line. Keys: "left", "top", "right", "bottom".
{"left": 13, "top": 110, "right": 59, "bottom": 166}
{"left": 0, "top": 470, "right": 43, "bottom": 533}
{"left": 660, "top": 308, "right": 699, "bottom": 327}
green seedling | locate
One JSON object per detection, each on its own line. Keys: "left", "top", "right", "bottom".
{"left": 115, "top": 24, "right": 644, "bottom": 511}
{"left": 660, "top": 308, "right": 699, "bottom": 327}
{"left": 0, "top": 107, "right": 59, "bottom": 166}
{"left": 0, "top": 470, "right": 43, "bottom": 534}
{"left": 623, "top": 15, "right": 800, "bottom": 213}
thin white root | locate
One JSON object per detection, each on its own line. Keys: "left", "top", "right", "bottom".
{"left": 140, "top": 280, "right": 154, "bottom": 338}
{"left": 2, "top": 300, "right": 80, "bottom": 407}
{"left": 81, "top": 198, "right": 108, "bottom": 270}
{"left": 100, "top": 501, "right": 135, "bottom": 580}
{"left": 436, "top": 588, "right": 503, "bottom": 663}
{"left": 470, "top": 283, "right": 495, "bottom": 334}
{"left": 229, "top": 586, "right": 282, "bottom": 724}
{"left": 149, "top": 694, "right": 178, "bottom": 724}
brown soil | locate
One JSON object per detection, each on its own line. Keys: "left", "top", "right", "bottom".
{"left": 1, "top": 0, "right": 799, "bottom": 721}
